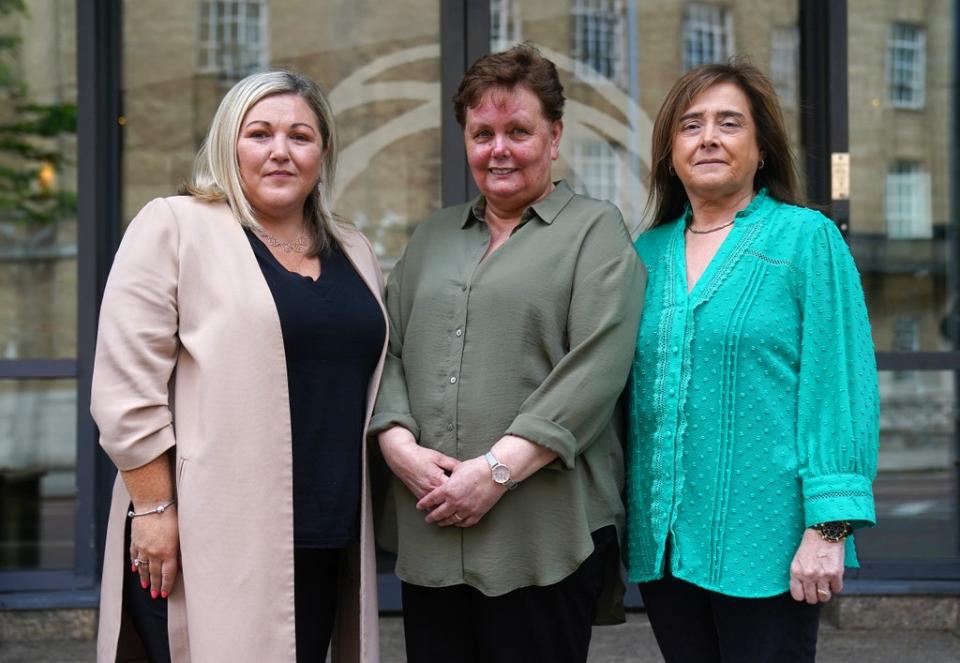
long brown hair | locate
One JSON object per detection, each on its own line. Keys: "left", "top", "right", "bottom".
{"left": 647, "top": 60, "right": 801, "bottom": 228}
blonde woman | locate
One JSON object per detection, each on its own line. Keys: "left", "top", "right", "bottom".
{"left": 92, "top": 70, "right": 387, "bottom": 663}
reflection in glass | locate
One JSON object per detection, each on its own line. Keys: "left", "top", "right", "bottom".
{"left": 0, "top": 380, "right": 77, "bottom": 570}
{"left": 848, "top": 0, "right": 957, "bottom": 353}
{"left": 682, "top": 3, "right": 734, "bottom": 72}
{"left": 0, "top": 2, "right": 78, "bottom": 359}
{"left": 123, "top": 0, "right": 442, "bottom": 271}
{"left": 855, "top": 371, "right": 959, "bottom": 559}
{"left": 495, "top": 0, "right": 803, "bottom": 234}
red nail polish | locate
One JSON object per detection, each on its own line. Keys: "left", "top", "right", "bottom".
{"left": 141, "top": 580, "right": 149, "bottom": 589}
{"left": 131, "top": 564, "right": 137, "bottom": 573}
{"left": 161, "top": 591, "right": 169, "bottom": 599}
{"left": 151, "top": 590, "right": 158, "bottom": 599}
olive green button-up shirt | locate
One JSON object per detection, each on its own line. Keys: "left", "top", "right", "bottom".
{"left": 371, "top": 181, "right": 645, "bottom": 600}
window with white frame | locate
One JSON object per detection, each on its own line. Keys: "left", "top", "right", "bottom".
{"left": 571, "top": 0, "right": 626, "bottom": 85}
{"left": 887, "top": 23, "right": 926, "bottom": 109}
{"left": 886, "top": 161, "right": 932, "bottom": 239}
{"left": 490, "top": 0, "right": 522, "bottom": 52}
{"left": 197, "top": 1, "right": 268, "bottom": 82}
{"left": 682, "top": 3, "right": 733, "bottom": 71}
{"left": 571, "top": 140, "right": 620, "bottom": 204}
{"left": 771, "top": 26, "right": 799, "bottom": 106}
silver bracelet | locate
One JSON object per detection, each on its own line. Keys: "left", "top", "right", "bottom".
{"left": 127, "top": 499, "right": 176, "bottom": 519}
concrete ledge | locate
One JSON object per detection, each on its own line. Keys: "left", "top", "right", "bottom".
{"left": 0, "top": 607, "right": 96, "bottom": 643}
{"left": 2, "top": 597, "right": 960, "bottom": 645}
{"left": 823, "top": 595, "right": 960, "bottom": 631}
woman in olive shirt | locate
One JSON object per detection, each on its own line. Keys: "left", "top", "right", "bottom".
{"left": 370, "top": 45, "right": 644, "bottom": 663}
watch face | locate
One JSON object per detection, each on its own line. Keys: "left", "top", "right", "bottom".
{"left": 814, "top": 522, "right": 852, "bottom": 542}
{"left": 491, "top": 465, "right": 511, "bottom": 484}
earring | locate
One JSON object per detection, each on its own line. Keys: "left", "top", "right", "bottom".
{"left": 758, "top": 159, "right": 765, "bottom": 170}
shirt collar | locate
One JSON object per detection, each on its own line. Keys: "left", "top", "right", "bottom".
{"left": 461, "top": 180, "right": 575, "bottom": 228}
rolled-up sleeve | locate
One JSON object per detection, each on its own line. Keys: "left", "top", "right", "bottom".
{"left": 506, "top": 211, "right": 646, "bottom": 468}
{"left": 796, "top": 220, "right": 879, "bottom": 530}
{"left": 90, "top": 198, "right": 181, "bottom": 471}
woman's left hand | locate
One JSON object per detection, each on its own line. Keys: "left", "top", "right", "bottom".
{"left": 416, "top": 456, "right": 505, "bottom": 528}
{"left": 789, "top": 528, "right": 845, "bottom": 604}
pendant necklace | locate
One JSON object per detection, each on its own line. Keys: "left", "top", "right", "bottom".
{"left": 253, "top": 224, "right": 308, "bottom": 253}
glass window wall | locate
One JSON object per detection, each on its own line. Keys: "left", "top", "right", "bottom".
{"left": 848, "top": 0, "right": 959, "bottom": 566}
{"left": 490, "top": 0, "right": 802, "bottom": 235}
{"left": 0, "top": 379, "right": 76, "bottom": 571}
{"left": 0, "top": 0, "right": 78, "bottom": 576}
{"left": 122, "top": 0, "right": 443, "bottom": 272}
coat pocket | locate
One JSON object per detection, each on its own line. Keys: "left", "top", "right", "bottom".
{"left": 176, "top": 456, "right": 188, "bottom": 490}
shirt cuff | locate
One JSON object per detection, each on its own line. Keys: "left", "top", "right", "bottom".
{"left": 368, "top": 411, "right": 421, "bottom": 440}
{"left": 505, "top": 413, "right": 577, "bottom": 469}
{"left": 802, "top": 472, "right": 876, "bottom": 529}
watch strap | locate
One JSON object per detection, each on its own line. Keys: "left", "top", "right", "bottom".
{"left": 811, "top": 521, "right": 853, "bottom": 543}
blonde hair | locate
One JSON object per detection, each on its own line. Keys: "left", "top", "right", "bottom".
{"left": 184, "top": 69, "right": 343, "bottom": 255}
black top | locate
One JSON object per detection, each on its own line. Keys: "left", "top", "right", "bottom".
{"left": 246, "top": 230, "right": 385, "bottom": 548}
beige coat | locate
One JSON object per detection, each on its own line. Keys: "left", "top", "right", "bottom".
{"left": 91, "top": 196, "right": 386, "bottom": 663}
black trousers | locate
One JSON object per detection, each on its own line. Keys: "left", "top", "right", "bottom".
{"left": 401, "top": 526, "right": 615, "bottom": 663}
{"left": 122, "top": 516, "right": 340, "bottom": 663}
{"left": 122, "top": 512, "right": 172, "bottom": 663}
{"left": 639, "top": 571, "right": 821, "bottom": 663}
{"left": 293, "top": 547, "right": 341, "bottom": 663}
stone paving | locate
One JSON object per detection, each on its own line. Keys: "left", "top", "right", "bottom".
{"left": 2, "top": 613, "right": 960, "bottom": 662}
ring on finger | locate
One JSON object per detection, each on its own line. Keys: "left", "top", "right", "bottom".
{"left": 816, "top": 588, "right": 831, "bottom": 598}
{"left": 454, "top": 513, "right": 463, "bottom": 522}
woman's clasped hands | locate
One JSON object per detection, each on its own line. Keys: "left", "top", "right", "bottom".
{"left": 378, "top": 427, "right": 528, "bottom": 529}
{"left": 417, "top": 455, "right": 507, "bottom": 528}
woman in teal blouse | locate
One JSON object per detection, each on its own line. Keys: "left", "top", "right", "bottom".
{"left": 627, "top": 62, "right": 879, "bottom": 662}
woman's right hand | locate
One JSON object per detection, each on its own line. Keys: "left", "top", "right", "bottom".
{"left": 378, "top": 426, "right": 460, "bottom": 499}
{"left": 130, "top": 504, "right": 180, "bottom": 600}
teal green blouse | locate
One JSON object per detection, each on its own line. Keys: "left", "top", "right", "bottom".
{"left": 626, "top": 190, "right": 879, "bottom": 597}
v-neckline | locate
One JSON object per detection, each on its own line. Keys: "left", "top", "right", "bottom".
{"left": 248, "top": 228, "right": 325, "bottom": 284}
{"left": 677, "top": 220, "right": 739, "bottom": 300}
{"left": 675, "top": 190, "right": 769, "bottom": 300}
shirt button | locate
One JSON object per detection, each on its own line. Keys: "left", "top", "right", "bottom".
{"left": 455, "top": 328, "right": 463, "bottom": 337}
{"left": 447, "top": 423, "right": 454, "bottom": 431}
{"left": 449, "top": 376, "right": 457, "bottom": 384}
{"left": 672, "top": 346, "right": 679, "bottom": 354}
{"left": 669, "top": 388, "right": 676, "bottom": 396}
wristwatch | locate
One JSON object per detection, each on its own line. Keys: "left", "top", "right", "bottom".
{"left": 811, "top": 521, "right": 853, "bottom": 543}
{"left": 484, "top": 451, "right": 518, "bottom": 490}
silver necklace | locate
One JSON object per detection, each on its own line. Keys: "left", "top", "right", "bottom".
{"left": 687, "top": 219, "right": 735, "bottom": 235}
{"left": 253, "top": 224, "right": 308, "bottom": 253}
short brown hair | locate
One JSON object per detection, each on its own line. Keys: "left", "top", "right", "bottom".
{"left": 453, "top": 43, "right": 564, "bottom": 127}
{"left": 647, "top": 60, "right": 801, "bottom": 227}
